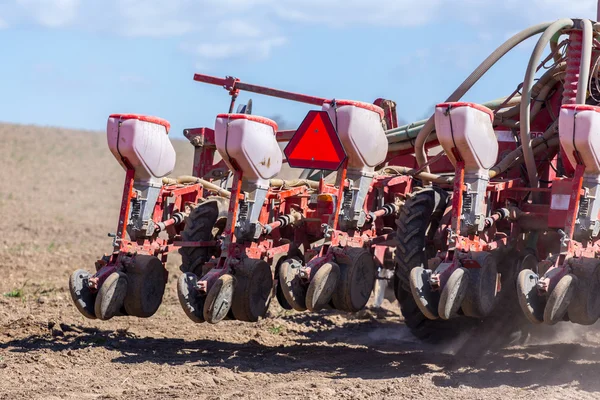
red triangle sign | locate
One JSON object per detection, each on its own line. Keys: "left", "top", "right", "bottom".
{"left": 284, "top": 110, "right": 346, "bottom": 171}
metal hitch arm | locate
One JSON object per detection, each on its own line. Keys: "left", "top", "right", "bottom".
{"left": 193, "top": 73, "right": 329, "bottom": 107}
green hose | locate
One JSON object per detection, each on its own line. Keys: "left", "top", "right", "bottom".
{"left": 385, "top": 96, "right": 521, "bottom": 143}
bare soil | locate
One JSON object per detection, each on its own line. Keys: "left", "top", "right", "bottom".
{"left": 1, "top": 123, "right": 600, "bottom": 399}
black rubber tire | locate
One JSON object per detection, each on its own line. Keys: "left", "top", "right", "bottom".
{"left": 179, "top": 196, "right": 228, "bottom": 274}
{"left": 461, "top": 252, "right": 498, "bottom": 318}
{"left": 123, "top": 255, "right": 167, "bottom": 318}
{"left": 331, "top": 247, "right": 377, "bottom": 312}
{"left": 94, "top": 272, "right": 128, "bottom": 321}
{"left": 231, "top": 258, "right": 273, "bottom": 322}
{"left": 394, "top": 187, "right": 472, "bottom": 343}
{"left": 306, "top": 262, "right": 340, "bottom": 312}
{"left": 203, "top": 274, "right": 235, "bottom": 324}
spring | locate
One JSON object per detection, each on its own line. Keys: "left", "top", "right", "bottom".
{"left": 379, "top": 203, "right": 397, "bottom": 217}
{"left": 462, "top": 194, "right": 473, "bottom": 214}
{"left": 130, "top": 199, "right": 141, "bottom": 220}
{"left": 563, "top": 30, "right": 582, "bottom": 105}
{"left": 342, "top": 189, "right": 353, "bottom": 210}
{"left": 275, "top": 214, "right": 293, "bottom": 228}
{"left": 238, "top": 201, "right": 249, "bottom": 221}
{"left": 579, "top": 197, "right": 590, "bottom": 217}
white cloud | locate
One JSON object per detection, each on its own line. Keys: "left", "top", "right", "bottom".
{"left": 273, "top": 0, "right": 442, "bottom": 27}
{"left": 16, "top": 0, "right": 79, "bottom": 28}
{"left": 222, "top": 19, "right": 263, "bottom": 39}
{"left": 115, "top": 0, "right": 197, "bottom": 37}
{"left": 509, "top": 0, "right": 596, "bottom": 22}
{"left": 187, "top": 36, "right": 287, "bottom": 61}
{"left": 3, "top": 0, "right": 600, "bottom": 65}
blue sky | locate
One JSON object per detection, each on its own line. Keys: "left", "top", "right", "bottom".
{"left": 0, "top": 0, "right": 597, "bottom": 137}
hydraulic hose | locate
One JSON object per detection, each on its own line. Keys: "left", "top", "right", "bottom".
{"left": 164, "top": 175, "right": 232, "bottom": 198}
{"left": 490, "top": 120, "right": 558, "bottom": 178}
{"left": 386, "top": 96, "right": 522, "bottom": 144}
{"left": 414, "top": 21, "right": 553, "bottom": 174}
{"left": 550, "top": 31, "right": 564, "bottom": 64}
{"left": 388, "top": 133, "right": 438, "bottom": 152}
{"left": 377, "top": 165, "right": 453, "bottom": 185}
{"left": 520, "top": 19, "right": 573, "bottom": 191}
{"left": 388, "top": 68, "right": 562, "bottom": 152}
{"left": 384, "top": 135, "right": 559, "bottom": 184}
{"left": 269, "top": 178, "right": 320, "bottom": 189}
{"left": 389, "top": 52, "right": 564, "bottom": 146}
{"left": 496, "top": 62, "right": 565, "bottom": 121}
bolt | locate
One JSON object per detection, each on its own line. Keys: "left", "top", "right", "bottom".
{"left": 429, "top": 273, "right": 440, "bottom": 289}
{"left": 536, "top": 276, "right": 549, "bottom": 293}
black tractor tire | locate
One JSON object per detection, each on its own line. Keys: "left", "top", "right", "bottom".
{"left": 179, "top": 196, "right": 228, "bottom": 274}
{"left": 394, "top": 187, "right": 475, "bottom": 343}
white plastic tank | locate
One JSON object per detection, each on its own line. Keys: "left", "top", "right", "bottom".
{"left": 214, "top": 114, "right": 282, "bottom": 182}
{"left": 322, "top": 100, "right": 387, "bottom": 171}
{"left": 107, "top": 114, "right": 176, "bottom": 181}
{"left": 559, "top": 104, "right": 600, "bottom": 174}
{"left": 435, "top": 102, "right": 498, "bottom": 173}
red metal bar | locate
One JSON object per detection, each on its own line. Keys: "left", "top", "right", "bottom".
{"left": 448, "top": 161, "right": 465, "bottom": 253}
{"left": 184, "top": 127, "right": 225, "bottom": 179}
{"left": 276, "top": 130, "right": 296, "bottom": 142}
{"left": 563, "top": 164, "right": 585, "bottom": 254}
{"left": 559, "top": 30, "right": 584, "bottom": 175}
{"left": 194, "top": 73, "right": 328, "bottom": 106}
{"left": 116, "top": 168, "right": 136, "bottom": 249}
{"left": 332, "top": 160, "right": 348, "bottom": 230}
{"left": 225, "top": 170, "right": 244, "bottom": 257}
{"left": 173, "top": 241, "right": 218, "bottom": 248}
{"left": 367, "top": 232, "right": 396, "bottom": 246}
{"left": 374, "top": 98, "right": 398, "bottom": 130}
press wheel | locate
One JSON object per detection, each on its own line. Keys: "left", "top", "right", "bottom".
{"left": 231, "top": 258, "right": 273, "bottom": 322}
{"left": 461, "top": 252, "right": 498, "bottom": 318}
{"left": 94, "top": 272, "right": 128, "bottom": 321}
{"left": 568, "top": 261, "right": 600, "bottom": 325}
{"left": 306, "top": 262, "right": 340, "bottom": 312}
{"left": 331, "top": 247, "right": 377, "bottom": 312}
{"left": 543, "top": 273, "right": 576, "bottom": 325}
{"left": 438, "top": 267, "right": 468, "bottom": 320}
{"left": 123, "top": 255, "right": 167, "bottom": 318}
